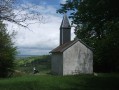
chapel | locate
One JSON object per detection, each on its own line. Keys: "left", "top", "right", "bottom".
{"left": 50, "top": 14, "right": 93, "bottom": 75}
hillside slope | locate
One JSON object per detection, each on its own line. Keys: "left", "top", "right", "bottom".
{"left": 15, "top": 55, "right": 51, "bottom": 75}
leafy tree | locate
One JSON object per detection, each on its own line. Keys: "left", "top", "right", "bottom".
{"left": 57, "top": 0, "right": 119, "bottom": 72}
{"left": 0, "top": 0, "right": 44, "bottom": 78}
{"left": 0, "top": 21, "right": 16, "bottom": 77}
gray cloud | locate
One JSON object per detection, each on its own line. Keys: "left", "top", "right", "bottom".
{"left": 6, "top": 4, "right": 75, "bottom": 55}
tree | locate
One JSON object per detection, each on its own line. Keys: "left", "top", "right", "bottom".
{"left": 0, "top": 0, "right": 44, "bottom": 78}
{"left": 0, "top": 0, "right": 43, "bottom": 27}
{"left": 0, "top": 21, "right": 16, "bottom": 77}
{"left": 57, "top": 0, "right": 119, "bottom": 72}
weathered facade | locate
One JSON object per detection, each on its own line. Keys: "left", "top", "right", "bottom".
{"left": 50, "top": 14, "right": 93, "bottom": 75}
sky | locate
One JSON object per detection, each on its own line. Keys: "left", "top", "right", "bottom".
{"left": 7, "top": 0, "right": 75, "bottom": 55}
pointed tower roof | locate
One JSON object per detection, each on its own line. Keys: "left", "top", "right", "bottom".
{"left": 60, "top": 14, "right": 71, "bottom": 29}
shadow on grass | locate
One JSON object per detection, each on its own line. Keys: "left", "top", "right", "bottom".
{"left": 66, "top": 74, "right": 119, "bottom": 90}
{"left": 0, "top": 74, "right": 119, "bottom": 90}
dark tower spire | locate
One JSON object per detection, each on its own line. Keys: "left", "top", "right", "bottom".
{"left": 60, "top": 14, "right": 71, "bottom": 45}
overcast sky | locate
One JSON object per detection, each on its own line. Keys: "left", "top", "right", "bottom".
{"left": 7, "top": 0, "right": 75, "bottom": 55}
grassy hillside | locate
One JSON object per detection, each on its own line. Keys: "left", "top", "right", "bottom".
{"left": 14, "top": 55, "right": 51, "bottom": 75}
{"left": 1, "top": 55, "right": 119, "bottom": 90}
{"left": 0, "top": 74, "right": 119, "bottom": 90}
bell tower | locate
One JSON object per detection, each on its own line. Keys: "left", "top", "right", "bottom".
{"left": 60, "top": 14, "right": 71, "bottom": 45}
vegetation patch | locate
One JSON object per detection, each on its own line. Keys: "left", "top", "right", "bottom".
{"left": 14, "top": 55, "right": 51, "bottom": 76}
{"left": 0, "top": 74, "right": 119, "bottom": 90}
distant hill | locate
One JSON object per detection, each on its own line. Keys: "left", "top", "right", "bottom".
{"left": 15, "top": 55, "right": 51, "bottom": 74}
{"left": 16, "top": 55, "right": 45, "bottom": 59}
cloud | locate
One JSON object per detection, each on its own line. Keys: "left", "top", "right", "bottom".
{"left": 6, "top": 3, "right": 75, "bottom": 55}
{"left": 60, "top": 0, "right": 67, "bottom": 4}
{"left": 19, "top": 3, "right": 57, "bottom": 15}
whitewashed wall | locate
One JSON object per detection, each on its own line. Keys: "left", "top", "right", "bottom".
{"left": 63, "top": 41, "right": 93, "bottom": 75}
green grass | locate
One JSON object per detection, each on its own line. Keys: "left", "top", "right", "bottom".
{"left": 10, "top": 56, "right": 119, "bottom": 90}
{"left": 15, "top": 55, "right": 51, "bottom": 74}
{"left": 0, "top": 74, "right": 119, "bottom": 90}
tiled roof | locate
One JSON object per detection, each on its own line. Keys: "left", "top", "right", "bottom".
{"left": 50, "top": 39, "right": 93, "bottom": 53}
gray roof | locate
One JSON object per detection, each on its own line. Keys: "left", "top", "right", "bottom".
{"left": 60, "top": 14, "right": 71, "bottom": 29}
{"left": 50, "top": 39, "right": 93, "bottom": 53}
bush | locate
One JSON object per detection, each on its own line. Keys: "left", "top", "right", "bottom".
{"left": 0, "top": 21, "right": 17, "bottom": 78}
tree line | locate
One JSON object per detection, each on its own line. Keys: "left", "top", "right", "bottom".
{"left": 57, "top": 0, "right": 119, "bottom": 72}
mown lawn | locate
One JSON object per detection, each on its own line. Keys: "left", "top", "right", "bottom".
{"left": 0, "top": 73, "right": 119, "bottom": 90}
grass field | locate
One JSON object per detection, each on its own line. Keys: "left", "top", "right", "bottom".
{"left": 0, "top": 74, "right": 119, "bottom": 90}
{"left": 15, "top": 55, "right": 51, "bottom": 75}
{"left": 1, "top": 56, "right": 118, "bottom": 90}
